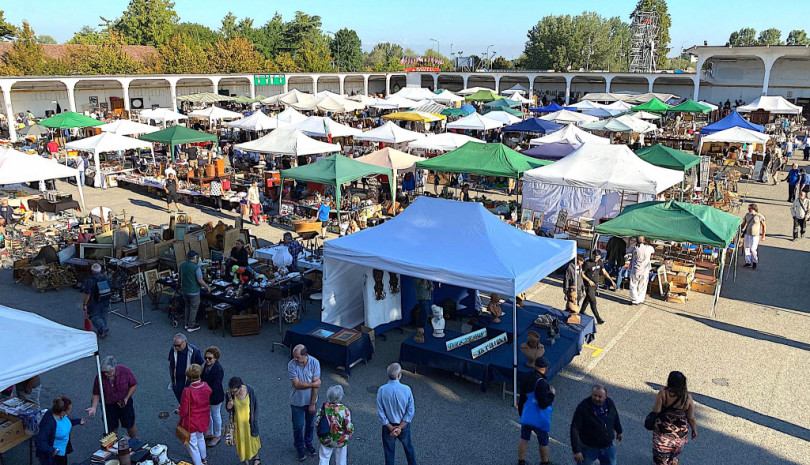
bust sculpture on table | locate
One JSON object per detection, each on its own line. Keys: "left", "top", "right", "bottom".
{"left": 430, "top": 304, "right": 445, "bottom": 338}
{"left": 487, "top": 293, "right": 503, "bottom": 324}
{"left": 520, "top": 330, "right": 545, "bottom": 367}
{"left": 414, "top": 328, "right": 425, "bottom": 343}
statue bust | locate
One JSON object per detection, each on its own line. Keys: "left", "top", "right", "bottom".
{"left": 520, "top": 330, "right": 545, "bottom": 367}
{"left": 430, "top": 304, "right": 445, "bottom": 338}
{"left": 487, "top": 293, "right": 503, "bottom": 324}
{"left": 414, "top": 328, "right": 425, "bottom": 343}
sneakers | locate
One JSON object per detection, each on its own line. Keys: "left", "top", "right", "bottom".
{"left": 752, "top": 263, "right": 758, "bottom": 270}
{"left": 743, "top": 263, "right": 752, "bottom": 268}
{"left": 187, "top": 325, "right": 201, "bottom": 333}
{"left": 99, "top": 329, "right": 109, "bottom": 339}
{"left": 297, "top": 452, "right": 307, "bottom": 462}
{"left": 306, "top": 444, "right": 317, "bottom": 457}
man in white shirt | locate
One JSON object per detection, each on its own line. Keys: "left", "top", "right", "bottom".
{"left": 628, "top": 236, "right": 655, "bottom": 305}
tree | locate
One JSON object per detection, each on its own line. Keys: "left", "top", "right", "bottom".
{"left": 174, "top": 22, "right": 220, "bottom": 45}
{"left": 633, "top": 0, "right": 671, "bottom": 58}
{"left": 330, "top": 28, "right": 362, "bottom": 72}
{"left": 786, "top": 29, "right": 810, "bottom": 46}
{"left": 727, "top": 28, "right": 757, "bottom": 46}
{"left": 270, "top": 51, "right": 299, "bottom": 72}
{"left": 281, "top": 11, "right": 322, "bottom": 52}
{"left": 69, "top": 31, "right": 143, "bottom": 75}
{"left": 154, "top": 33, "right": 209, "bottom": 74}
{"left": 491, "top": 56, "right": 513, "bottom": 70}
{"left": 68, "top": 25, "right": 107, "bottom": 45}
{"left": 252, "top": 13, "right": 285, "bottom": 59}
{"left": 524, "top": 15, "right": 576, "bottom": 71}
{"left": 116, "top": 0, "right": 179, "bottom": 46}
{"left": 297, "top": 38, "right": 333, "bottom": 72}
{"left": 0, "top": 10, "right": 14, "bottom": 41}
{"left": 0, "top": 22, "right": 49, "bottom": 75}
{"left": 207, "top": 37, "right": 268, "bottom": 73}
{"left": 36, "top": 35, "right": 57, "bottom": 44}
{"left": 757, "top": 28, "right": 783, "bottom": 45}
{"left": 364, "top": 42, "right": 403, "bottom": 71}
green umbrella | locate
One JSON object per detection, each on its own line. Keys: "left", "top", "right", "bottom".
{"left": 630, "top": 97, "right": 671, "bottom": 113}
{"left": 464, "top": 89, "right": 501, "bottom": 102}
{"left": 139, "top": 125, "right": 217, "bottom": 162}
{"left": 39, "top": 111, "right": 105, "bottom": 129}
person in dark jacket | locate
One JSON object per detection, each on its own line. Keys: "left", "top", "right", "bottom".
{"left": 35, "top": 396, "right": 87, "bottom": 465}
{"left": 570, "top": 385, "right": 623, "bottom": 465}
{"left": 517, "top": 357, "right": 555, "bottom": 465}
{"left": 202, "top": 346, "right": 225, "bottom": 447}
{"left": 169, "top": 333, "right": 204, "bottom": 403}
{"left": 564, "top": 256, "right": 584, "bottom": 312}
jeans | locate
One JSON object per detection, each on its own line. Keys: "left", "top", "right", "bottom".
{"left": 579, "top": 285, "right": 602, "bottom": 322}
{"left": 186, "top": 431, "right": 206, "bottom": 465}
{"left": 417, "top": 300, "right": 431, "bottom": 328}
{"left": 183, "top": 293, "right": 201, "bottom": 326}
{"left": 319, "top": 444, "right": 347, "bottom": 465}
{"left": 87, "top": 302, "right": 109, "bottom": 336}
{"left": 744, "top": 234, "right": 760, "bottom": 264}
{"left": 580, "top": 443, "right": 616, "bottom": 465}
{"left": 208, "top": 403, "right": 222, "bottom": 437}
{"left": 291, "top": 405, "right": 316, "bottom": 456}
{"left": 793, "top": 217, "right": 806, "bottom": 239}
{"left": 78, "top": 170, "right": 86, "bottom": 186}
{"left": 381, "top": 424, "right": 417, "bottom": 465}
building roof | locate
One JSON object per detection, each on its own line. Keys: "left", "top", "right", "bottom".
{"left": 0, "top": 43, "right": 157, "bottom": 64}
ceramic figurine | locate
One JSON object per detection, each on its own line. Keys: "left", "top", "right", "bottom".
{"left": 430, "top": 304, "right": 445, "bottom": 338}
{"left": 414, "top": 328, "right": 425, "bottom": 343}
{"left": 520, "top": 330, "right": 545, "bottom": 367}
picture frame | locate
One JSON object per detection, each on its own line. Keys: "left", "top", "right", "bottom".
{"left": 158, "top": 270, "right": 172, "bottom": 280}
{"left": 144, "top": 269, "right": 159, "bottom": 294}
{"left": 328, "top": 328, "right": 361, "bottom": 344}
{"left": 79, "top": 243, "right": 114, "bottom": 261}
{"left": 308, "top": 328, "right": 336, "bottom": 339}
{"left": 89, "top": 96, "right": 99, "bottom": 106}
{"left": 520, "top": 208, "right": 533, "bottom": 225}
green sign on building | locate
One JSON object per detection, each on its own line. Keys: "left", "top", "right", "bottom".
{"left": 254, "top": 74, "right": 286, "bottom": 86}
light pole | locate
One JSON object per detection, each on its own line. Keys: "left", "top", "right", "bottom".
{"left": 430, "top": 38, "right": 440, "bottom": 58}
{"left": 486, "top": 44, "right": 494, "bottom": 69}
{"left": 326, "top": 31, "right": 338, "bottom": 72}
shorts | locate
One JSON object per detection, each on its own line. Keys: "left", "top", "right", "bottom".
{"left": 166, "top": 192, "right": 180, "bottom": 203}
{"left": 520, "top": 424, "right": 549, "bottom": 445}
{"left": 106, "top": 397, "right": 136, "bottom": 430}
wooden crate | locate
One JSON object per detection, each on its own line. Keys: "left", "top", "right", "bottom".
{"left": 691, "top": 278, "right": 717, "bottom": 295}
{"left": 0, "top": 413, "right": 26, "bottom": 454}
{"left": 230, "top": 314, "right": 260, "bottom": 337}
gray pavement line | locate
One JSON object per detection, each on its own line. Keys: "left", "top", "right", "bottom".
{"left": 565, "top": 303, "right": 649, "bottom": 382}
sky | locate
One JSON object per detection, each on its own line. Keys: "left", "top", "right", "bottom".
{"left": 4, "top": 0, "right": 810, "bottom": 58}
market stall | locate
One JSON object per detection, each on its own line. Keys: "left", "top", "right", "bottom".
{"left": 522, "top": 124, "right": 610, "bottom": 160}
{"left": 187, "top": 105, "right": 243, "bottom": 123}
{"left": 540, "top": 109, "right": 599, "bottom": 125}
{"left": 291, "top": 116, "right": 362, "bottom": 139}
{"left": 737, "top": 95, "right": 803, "bottom": 115}
{"left": 446, "top": 112, "right": 504, "bottom": 131}
{"left": 65, "top": 132, "right": 154, "bottom": 188}
{"left": 630, "top": 97, "right": 672, "bottom": 113}
{"left": 321, "top": 196, "right": 576, "bottom": 403}
{"left": 99, "top": 119, "right": 160, "bottom": 136}
{"left": 502, "top": 118, "right": 563, "bottom": 136}
{"left": 406, "top": 133, "right": 484, "bottom": 153}
{"left": 430, "top": 89, "right": 465, "bottom": 105}
{"left": 137, "top": 108, "right": 189, "bottom": 127}
{"left": 354, "top": 121, "right": 425, "bottom": 145}
{"left": 416, "top": 141, "right": 549, "bottom": 179}
{"left": 139, "top": 125, "right": 217, "bottom": 163}
{"left": 0, "top": 147, "right": 86, "bottom": 210}
{"left": 464, "top": 89, "right": 502, "bottom": 102}
{"left": 699, "top": 110, "right": 764, "bottom": 135}
{"left": 227, "top": 111, "right": 288, "bottom": 132}
{"left": 482, "top": 110, "right": 521, "bottom": 125}
{"left": 260, "top": 89, "right": 314, "bottom": 106}
{"left": 353, "top": 148, "right": 424, "bottom": 212}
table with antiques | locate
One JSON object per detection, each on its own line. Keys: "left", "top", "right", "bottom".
{"left": 281, "top": 319, "right": 374, "bottom": 375}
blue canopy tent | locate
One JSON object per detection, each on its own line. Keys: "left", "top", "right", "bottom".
{"left": 522, "top": 142, "right": 577, "bottom": 160}
{"left": 700, "top": 110, "right": 765, "bottom": 135}
{"left": 321, "top": 196, "right": 575, "bottom": 404}
{"left": 530, "top": 102, "right": 563, "bottom": 113}
{"left": 502, "top": 118, "right": 563, "bottom": 135}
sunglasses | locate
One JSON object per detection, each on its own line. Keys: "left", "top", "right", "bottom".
{"left": 173, "top": 343, "right": 183, "bottom": 348}
{"left": 205, "top": 356, "right": 215, "bottom": 361}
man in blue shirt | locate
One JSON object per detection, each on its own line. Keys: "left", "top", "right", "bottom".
{"left": 316, "top": 199, "right": 331, "bottom": 236}
{"left": 376, "top": 363, "right": 417, "bottom": 465}
{"left": 800, "top": 169, "right": 810, "bottom": 194}
{"left": 787, "top": 163, "right": 800, "bottom": 202}
{"left": 288, "top": 344, "right": 321, "bottom": 461}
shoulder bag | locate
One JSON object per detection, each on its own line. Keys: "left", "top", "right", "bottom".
{"left": 175, "top": 397, "right": 191, "bottom": 445}
{"left": 519, "top": 378, "right": 553, "bottom": 432}
{"left": 645, "top": 396, "right": 675, "bottom": 431}
{"left": 316, "top": 403, "right": 331, "bottom": 439}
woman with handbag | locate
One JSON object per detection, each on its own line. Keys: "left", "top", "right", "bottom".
{"left": 178, "top": 364, "right": 212, "bottom": 465}
{"left": 650, "top": 371, "right": 697, "bottom": 465}
{"left": 202, "top": 346, "right": 225, "bottom": 447}
{"left": 35, "top": 397, "right": 87, "bottom": 465}
{"left": 315, "top": 385, "right": 354, "bottom": 465}
{"left": 226, "top": 377, "right": 262, "bottom": 465}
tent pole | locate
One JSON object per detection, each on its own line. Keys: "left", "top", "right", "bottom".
{"left": 512, "top": 297, "right": 518, "bottom": 408}
{"left": 95, "top": 353, "right": 110, "bottom": 434}
{"left": 391, "top": 169, "right": 397, "bottom": 216}
{"left": 76, "top": 174, "right": 86, "bottom": 211}
{"left": 711, "top": 248, "right": 726, "bottom": 318}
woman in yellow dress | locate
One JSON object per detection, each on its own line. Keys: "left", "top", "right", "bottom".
{"left": 225, "top": 377, "right": 261, "bottom": 465}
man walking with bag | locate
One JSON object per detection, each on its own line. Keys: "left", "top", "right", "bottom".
{"left": 791, "top": 191, "right": 810, "bottom": 240}
{"left": 82, "top": 263, "right": 111, "bottom": 338}
{"left": 570, "top": 385, "right": 623, "bottom": 465}
{"left": 517, "top": 357, "right": 555, "bottom": 465}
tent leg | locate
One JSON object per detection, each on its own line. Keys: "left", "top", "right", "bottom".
{"left": 512, "top": 298, "right": 518, "bottom": 408}
{"left": 76, "top": 174, "right": 86, "bottom": 211}
{"left": 711, "top": 249, "right": 726, "bottom": 318}
{"left": 95, "top": 353, "right": 110, "bottom": 435}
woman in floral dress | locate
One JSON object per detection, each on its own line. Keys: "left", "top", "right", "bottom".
{"left": 315, "top": 385, "right": 354, "bottom": 465}
{"left": 651, "top": 371, "right": 697, "bottom": 465}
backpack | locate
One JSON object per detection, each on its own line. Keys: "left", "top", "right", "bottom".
{"left": 92, "top": 274, "right": 111, "bottom": 303}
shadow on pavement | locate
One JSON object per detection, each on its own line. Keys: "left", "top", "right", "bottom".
{"left": 676, "top": 313, "right": 810, "bottom": 352}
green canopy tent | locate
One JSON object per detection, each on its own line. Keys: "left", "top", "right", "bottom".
{"left": 139, "top": 125, "right": 217, "bottom": 162}
{"left": 464, "top": 89, "right": 501, "bottom": 102}
{"left": 280, "top": 154, "right": 393, "bottom": 221}
{"left": 483, "top": 107, "right": 524, "bottom": 117}
{"left": 39, "top": 111, "right": 105, "bottom": 129}
{"left": 667, "top": 99, "right": 711, "bottom": 114}
{"left": 416, "top": 142, "right": 550, "bottom": 178}
{"left": 441, "top": 107, "right": 474, "bottom": 117}
{"left": 483, "top": 98, "right": 522, "bottom": 109}
{"left": 233, "top": 96, "right": 257, "bottom": 104}
{"left": 631, "top": 97, "right": 671, "bottom": 113}
{"left": 594, "top": 200, "right": 742, "bottom": 317}
{"left": 177, "top": 92, "right": 236, "bottom": 103}
{"left": 635, "top": 145, "right": 700, "bottom": 171}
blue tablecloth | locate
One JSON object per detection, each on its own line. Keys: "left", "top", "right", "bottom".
{"left": 474, "top": 300, "right": 596, "bottom": 349}
{"left": 283, "top": 319, "right": 374, "bottom": 375}
{"left": 399, "top": 329, "right": 493, "bottom": 388}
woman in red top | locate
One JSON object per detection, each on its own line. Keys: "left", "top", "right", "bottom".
{"left": 179, "top": 364, "right": 212, "bottom": 465}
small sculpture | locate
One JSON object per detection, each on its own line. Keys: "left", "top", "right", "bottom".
{"left": 413, "top": 328, "right": 425, "bottom": 343}
{"left": 389, "top": 272, "right": 400, "bottom": 295}
{"left": 372, "top": 269, "right": 386, "bottom": 301}
{"left": 487, "top": 293, "right": 503, "bottom": 324}
{"left": 430, "top": 304, "right": 445, "bottom": 338}
{"left": 520, "top": 330, "right": 545, "bottom": 367}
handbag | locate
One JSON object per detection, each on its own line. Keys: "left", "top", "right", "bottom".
{"left": 519, "top": 379, "right": 553, "bottom": 432}
{"left": 224, "top": 410, "right": 235, "bottom": 446}
{"left": 175, "top": 398, "right": 192, "bottom": 445}
{"left": 316, "top": 404, "right": 331, "bottom": 439}
{"left": 645, "top": 399, "right": 674, "bottom": 431}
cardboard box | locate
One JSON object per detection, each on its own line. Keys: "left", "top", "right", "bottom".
{"left": 0, "top": 413, "right": 26, "bottom": 454}
{"left": 360, "top": 325, "right": 375, "bottom": 349}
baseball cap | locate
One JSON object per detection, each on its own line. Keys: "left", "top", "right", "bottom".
{"left": 187, "top": 250, "right": 199, "bottom": 259}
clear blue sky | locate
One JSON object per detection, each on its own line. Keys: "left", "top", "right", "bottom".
{"left": 5, "top": 0, "right": 810, "bottom": 58}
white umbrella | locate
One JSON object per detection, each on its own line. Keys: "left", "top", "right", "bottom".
{"left": 407, "top": 133, "right": 485, "bottom": 152}
{"left": 446, "top": 112, "right": 504, "bottom": 131}
{"left": 65, "top": 133, "right": 154, "bottom": 188}
{"left": 100, "top": 119, "right": 160, "bottom": 136}
{"left": 354, "top": 121, "right": 425, "bottom": 144}
{"left": 483, "top": 111, "right": 521, "bottom": 125}
{"left": 235, "top": 128, "right": 341, "bottom": 156}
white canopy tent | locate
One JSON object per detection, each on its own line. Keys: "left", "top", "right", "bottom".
{"left": 65, "top": 133, "right": 155, "bottom": 188}
{"left": 628, "top": 111, "right": 662, "bottom": 120}
{"left": 581, "top": 115, "right": 657, "bottom": 133}
{"left": 391, "top": 86, "right": 438, "bottom": 101}
{"left": 138, "top": 108, "right": 188, "bottom": 125}
{"left": 446, "top": 112, "right": 504, "bottom": 131}
{"left": 522, "top": 143, "right": 683, "bottom": 225}
{"left": 430, "top": 89, "right": 465, "bottom": 104}
{"left": 501, "top": 90, "right": 533, "bottom": 104}
{"left": 275, "top": 107, "right": 309, "bottom": 125}
{"left": 566, "top": 101, "right": 605, "bottom": 111}
{"left": 370, "top": 95, "right": 419, "bottom": 110}
{"left": 0, "top": 305, "right": 112, "bottom": 431}
{"left": 261, "top": 89, "right": 314, "bottom": 106}
{"left": 291, "top": 116, "right": 362, "bottom": 139}
{"left": 187, "top": 106, "right": 243, "bottom": 121}
{"left": 501, "top": 83, "right": 529, "bottom": 95}
{"left": 698, "top": 126, "right": 771, "bottom": 154}
{"left": 0, "top": 148, "right": 86, "bottom": 209}
{"left": 290, "top": 94, "right": 365, "bottom": 113}
{"left": 457, "top": 86, "right": 496, "bottom": 96}
{"left": 529, "top": 124, "right": 611, "bottom": 146}
{"left": 322, "top": 196, "right": 575, "bottom": 405}
{"left": 698, "top": 101, "right": 719, "bottom": 111}
{"left": 354, "top": 121, "right": 425, "bottom": 144}
{"left": 100, "top": 119, "right": 160, "bottom": 136}
{"left": 348, "top": 94, "right": 377, "bottom": 105}
{"left": 604, "top": 101, "right": 633, "bottom": 111}
{"left": 407, "top": 133, "right": 484, "bottom": 152}
{"left": 737, "top": 96, "right": 803, "bottom": 115}
{"left": 354, "top": 147, "right": 424, "bottom": 212}
{"left": 483, "top": 110, "right": 521, "bottom": 125}
{"left": 540, "top": 109, "right": 599, "bottom": 125}
{"left": 234, "top": 128, "right": 341, "bottom": 156}
{"left": 227, "top": 111, "right": 288, "bottom": 131}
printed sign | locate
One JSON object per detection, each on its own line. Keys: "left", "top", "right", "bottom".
{"left": 405, "top": 67, "right": 441, "bottom": 73}
{"left": 279, "top": 202, "right": 295, "bottom": 216}
{"left": 470, "top": 333, "right": 508, "bottom": 359}
{"left": 446, "top": 328, "right": 487, "bottom": 351}
{"left": 254, "top": 74, "right": 286, "bottom": 86}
